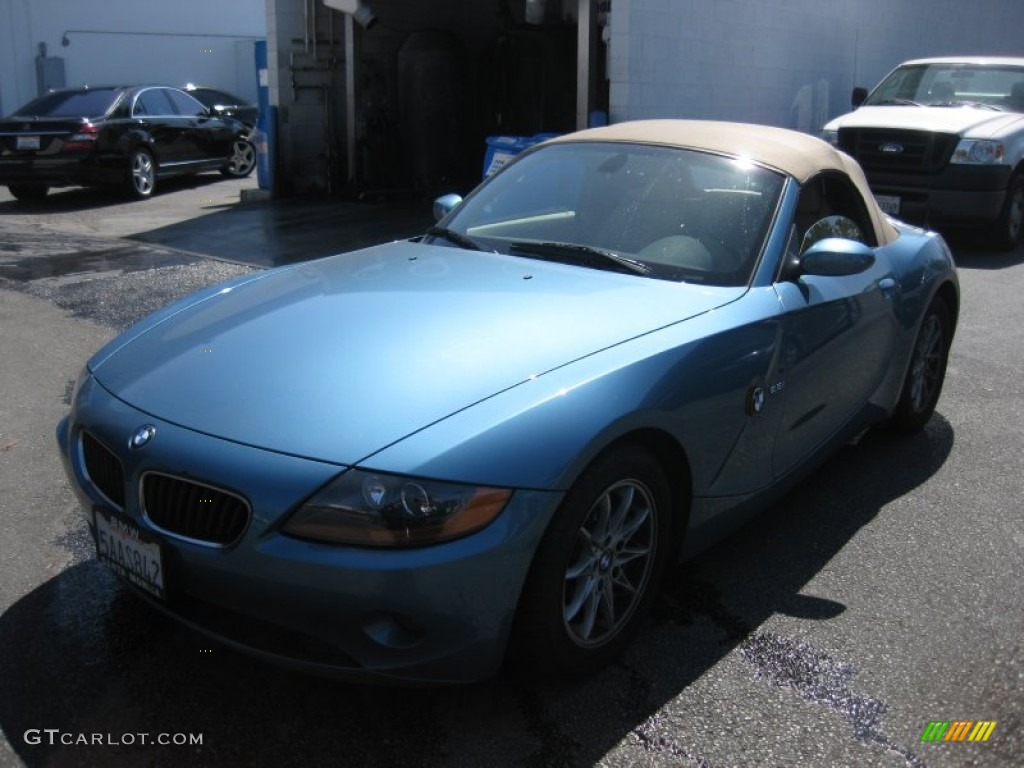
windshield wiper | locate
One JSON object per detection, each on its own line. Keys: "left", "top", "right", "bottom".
{"left": 426, "top": 226, "right": 487, "bottom": 252}
{"left": 508, "top": 241, "right": 651, "bottom": 276}
{"left": 871, "top": 98, "right": 924, "bottom": 107}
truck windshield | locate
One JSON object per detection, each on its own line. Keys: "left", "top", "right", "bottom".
{"left": 864, "top": 63, "right": 1024, "bottom": 111}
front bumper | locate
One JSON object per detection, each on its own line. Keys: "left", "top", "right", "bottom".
{"left": 57, "top": 374, "right": 561, "bottom": 684}
{"left": 865, "top": 164, "right": 1013, "bottom": 228}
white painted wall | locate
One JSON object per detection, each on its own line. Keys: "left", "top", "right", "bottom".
{"left": 608, "top": 0, "right": 1024, "bottom": 133}
{"left": 0, "top": 0, "right": 265, "bottom": 115}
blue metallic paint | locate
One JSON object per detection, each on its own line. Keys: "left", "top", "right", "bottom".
{"left": 56, "top": 129, "right": 959, "bottom": 683}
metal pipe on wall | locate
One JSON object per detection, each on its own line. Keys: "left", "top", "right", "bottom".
{"left": 345, "top": 13, "right": 355, "bottom": 185}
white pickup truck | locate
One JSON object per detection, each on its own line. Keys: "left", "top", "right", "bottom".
{"left": 822, "top": 57, "right": 1024, "bottom": 249}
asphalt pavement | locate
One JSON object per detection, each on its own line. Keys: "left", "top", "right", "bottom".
{"left": 0, "top": 176, "right": 1021, "bottom": 767}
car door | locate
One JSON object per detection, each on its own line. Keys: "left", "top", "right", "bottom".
{"left": 132, "top": 88, "right": 188, "bottom": 167}
{"left": 165, "top": 88, "right": 232, "bottom": 166}
{"left": 771, "top": 173, "right": 898, "bottom": 477}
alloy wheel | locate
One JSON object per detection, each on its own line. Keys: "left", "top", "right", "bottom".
{"left": 562, "top": 478, "right": 657, "bottom": 647}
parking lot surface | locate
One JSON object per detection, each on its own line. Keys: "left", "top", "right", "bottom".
{"left": 0, "top": 177, "right": 1021, "bottom": 767}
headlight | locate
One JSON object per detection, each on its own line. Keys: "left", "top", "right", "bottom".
{"left": 820, "top": 129, "right": 839, "bottom": 147}
{"left": 950, "top": 139, "right": 1005, "bottom": 164}
{"left": 283, "top": 469, "right": 512, "bottom": 547}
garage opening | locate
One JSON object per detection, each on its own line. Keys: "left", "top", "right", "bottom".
{"left": 268, "top": 0, "right": 607, "bottom": 200}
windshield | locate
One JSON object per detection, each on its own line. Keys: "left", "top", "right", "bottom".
{"left": 864, "top": 63, "right": 1024, "bottom": 111}
{"left": 12, "top": 89, "right": 122, "bottom": 118}
{"left": 438, "top": 142, "right": 785, "bottom": 287}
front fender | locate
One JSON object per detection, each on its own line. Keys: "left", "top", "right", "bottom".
{"left": 362, "top": 292, "right": 783, "bottom": 496}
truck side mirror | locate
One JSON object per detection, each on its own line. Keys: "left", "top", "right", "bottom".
{"left": 851, "top": 87, "right": 868, "bottom": 108}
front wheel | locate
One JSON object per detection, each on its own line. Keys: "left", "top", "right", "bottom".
{"left": 221, "top": 139, "right": 256, "bottom": 178}
{"left": 892, "top": 296, "right": 952, "bottom": 432}
{"left": 992, "top": 173, "right": 1024, "bottom": 250}
{"left": 127, "top": 148, "right": 156, "bottom": 199}
{"left": 8, "top": 184, "right": 49, "bottom": 201}
{"left": 510, "top": 445, "right": 673, "bottom": 677}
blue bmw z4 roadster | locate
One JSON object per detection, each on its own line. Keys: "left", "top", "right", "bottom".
{"left": 57, "top": 120, "right": 959, "bottom": 684}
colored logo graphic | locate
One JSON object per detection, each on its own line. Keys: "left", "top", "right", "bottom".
{"left": 920, "top": 721, "right": 996, "bottom": 742}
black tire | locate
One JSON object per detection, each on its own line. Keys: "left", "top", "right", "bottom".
{"left": 127, "top": 148, "right": 156, "bottom": 199}
{"left": 892, "top": 296, "right": 952, "bottom": 432}
{"left": 8, "top": 184, "right": 49, "bottom": 201}
{"left": 221, "top": 138, "right": 256, "bottom": 178}
{"left": 992, "top": 172, "right": 1024, "bottom": 251}
{"left": 510, "top": 445, "right": 673, "bottom": 677}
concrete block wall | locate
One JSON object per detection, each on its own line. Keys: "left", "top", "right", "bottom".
{"left": 609, "top": 0, "right": 1024, "bottom": 133}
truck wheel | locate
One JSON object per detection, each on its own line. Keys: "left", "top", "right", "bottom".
{"left": 992, "top": 173, "right": 1024, "bottom": 250}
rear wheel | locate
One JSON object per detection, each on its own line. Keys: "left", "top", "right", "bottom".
{"left": 8, "top": 184, "right": 49, "bottom": 201}
{"left": 510, "top": 445, "right": 673, "bottom": 677}
{"left": 127, "top": 148, "right": 156, "bottom": 199}
{"left": 892, "top": 296, "right": 952, "bottom": 432}
{"left": 221, "top": 138, "right": 256, "bottom": 178}
{"left": 992, "top": 172, "right": 1024, "bottom": 250}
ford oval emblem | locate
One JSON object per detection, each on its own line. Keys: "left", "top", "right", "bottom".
{"left": 129, "top": 425, "right": 157, "bottom": 450}
{"left": 880, "top": 143, "right": 904, "bottom": 154}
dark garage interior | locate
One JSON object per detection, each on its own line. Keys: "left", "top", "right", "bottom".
{"left": 270, "top": 0, "right": 607, "bottom": 200}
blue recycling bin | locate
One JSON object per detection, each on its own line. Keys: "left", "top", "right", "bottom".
{"left": 482, "top": 133, "right": 560, "bottom": 179}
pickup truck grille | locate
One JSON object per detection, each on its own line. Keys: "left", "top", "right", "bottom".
{"left": 837, "top": 129, "right": 959, "bottom": 174}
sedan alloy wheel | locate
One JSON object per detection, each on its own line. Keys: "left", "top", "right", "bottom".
{"left": 222, "top": 139, "right": 256, "bottom": 178}
{"left": 129, "top": 149, "right": 156, "bottom": 199}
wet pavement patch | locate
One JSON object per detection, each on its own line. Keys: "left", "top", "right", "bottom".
{"left": 740, "top": 632, "right": 927, "bottom": 767}
{"left": 0, "top": 245, "right": 198, "bottom": 282}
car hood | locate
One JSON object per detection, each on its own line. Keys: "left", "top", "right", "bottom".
{"left": 90, "top": 240, "right": 743, "bottom": 464}
{"left": 826, "top": 105, "right": 1024, "bottom": 138}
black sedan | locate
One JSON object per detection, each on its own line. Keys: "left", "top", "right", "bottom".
{"left": 184, "top": 85, "right": 259, "bottom": 128}
{"left": 0, "top": 85, "right": 255, "bottom": 201}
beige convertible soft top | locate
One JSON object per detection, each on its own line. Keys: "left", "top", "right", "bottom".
{"left": 548, "top": 120, "right": 899, "bottom": 245}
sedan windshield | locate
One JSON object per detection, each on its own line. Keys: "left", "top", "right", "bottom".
{"left": 13, "top": 89, "right": 121, "bottom": 118}
{"left": 864, "top": 63, "right": 1024, "bottom": 111}
{"left": 438, "top": 142, "right": 785, "bottom": 286}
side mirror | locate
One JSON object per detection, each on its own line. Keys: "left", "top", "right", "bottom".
{"left": 800, "top": 238, "right": 875, "bottom": 277}
{"left": 851, "top": 87, "right": 868, "bottom": 108}
{"left": 432, "top": 193, "right": 462, "bottom": 222}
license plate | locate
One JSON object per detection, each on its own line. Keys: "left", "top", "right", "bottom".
{"left": 16, "top": 135, "right": 40, "bottom": 151}
{"left": 94, "top": 507, "right": 165, "bottom": 599}
{"left": 875, "top": 194, "right": 900, "bottom": 215}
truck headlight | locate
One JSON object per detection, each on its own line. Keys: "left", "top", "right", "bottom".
{"left": 820, "top": 129, "right": 839, "bottom": 147}
{"left": 283, "top": 469, "right": 512, "bottom": 547}
{"left": 950, "top": 139, "right": 1005, "bottom": 164}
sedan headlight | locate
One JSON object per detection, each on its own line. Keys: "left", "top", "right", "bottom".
{"left": 950, "top": 139, "right": 1005, "bottom": 164}
{"left": 283, "top": 469, "right": 512, "bottom": 547}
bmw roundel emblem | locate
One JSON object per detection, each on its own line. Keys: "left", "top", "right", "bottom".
{"left": 747, "top": 386, "right": 766, "bottom": 416}
{"left": 129, "top": 425, "right": 157, "bottom": 450}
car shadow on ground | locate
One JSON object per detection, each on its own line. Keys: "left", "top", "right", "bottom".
{"left": 0, "top": 175, "right": 234, "bottom": 216}
{"left": 0, "top": 417, "right": 953, "bottom": 767}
